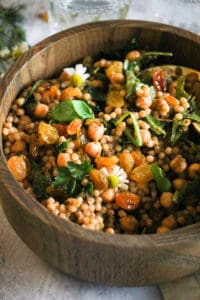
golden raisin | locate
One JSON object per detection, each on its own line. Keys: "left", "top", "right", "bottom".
{"left": 115, "top": 192, "right": 140, "bottom": 211}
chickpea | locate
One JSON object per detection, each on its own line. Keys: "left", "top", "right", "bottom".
{"left": 136, "top": 85, "right": 150, "bottom": 98}
{"left": 85, "top": 142, "right": 102, "bottom": 158}
{"left": 88, "top": 121, "right": 105, "bottom": 141}
{"left": 170, "top": 155, "right": 187, "bottom": 174}
{"left": 126, "top": 50, "right": 141, "bottom": 62}
{"left": 161, "top": 215, "right": 176, "bottom": 229}
{"left": 34, "top": 103, "right": 49, "bottom": 118}
{"left": 110, "top": 72, "right": 125, "bottom": 84}
{"left": 156, "top": 226, "right": 171, "bottom": 233}
{"left": 160, "top": 192, "right": 173, "bottom": 208}
{"left": 18, "top": 115, "right": 31, "bottom": 127}
{"left": 11, "top": 140, "right": 26, "bottom": 153}
{"left": 140, "top": 129, "right": 152, "bottom": 146}
{"left": 136, "top": 96, "right": 152, "bottom": 110}
{"left": 188, "top": 163, "right": 200, "bottom": 178}
{"left": 101, "top": 189, "right": 115, "bottom": 202}
{"left": 172, "top": 178, "right": 186, "bottom": 190}
{"left": 119, "top": 215, "right": 138, "bottom": 233}
{"left": 57, "top": 153, "right": 71, "bottom": 167}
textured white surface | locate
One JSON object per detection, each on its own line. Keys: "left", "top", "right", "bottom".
{"left": 0, "top": 204, "right": 162, "bottom": 299}
{"left": 0, "top": 0, "right": 200, "bottom": 299}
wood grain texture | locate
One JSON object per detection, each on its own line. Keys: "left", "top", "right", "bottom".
{"left": 0, "top": 20, "right": 200, "bottom": 287}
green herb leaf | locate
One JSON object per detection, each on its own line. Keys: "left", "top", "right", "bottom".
{"left": 176, "top": 75, "right": 190, "bottom": 99}
{"left": 51, "top": 100, "right": 93, "bottom": 123}
{"left": 31, "top": 160, "right": 52, "bottom": 200}
{"left": 55, "top": 139, "right": 71, "bottom": 154}
{"left": 125, "top": 67, "right": 156, "bottom": 101}
{"left": 0, "top": 4, "right": 26, "bottom": 50}
{"left": 83, "top": 182, "right": 94, "bottom": 196}
{"left": 145, "top": 115, "right": 166, "bottom": 137}
{"left": 67, "top": 160, "right": 93, "bottom": 179}
{"left": 185, "top": 113, "right": 200, "bottom": 123}
{"left": 149, "top": 86, "right": 156, "bottom": 99}
{"left": 150, "top": 164, "right": 171, "bottom": 193}
{"left": 53, "top": 167, "right": 72, "bottom": 190}
{"left": 53, "top": 160, "right": 93, "bottom": 197}
{"left": 171, "top": 120, "right": 183, "bottom": 145}
{"left": 88, "top": 86, "right": 108, "bottom": 102}
{"left": 125, "top": 69, "right": 142, "bottom": 98}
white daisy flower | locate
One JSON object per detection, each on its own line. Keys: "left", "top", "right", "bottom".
{"left": 0, "top": 47, "right": 11, "bottom": 59}
{"left": 100, "top": 165, "right": 129, "bottom": 188}
{"left": 12, "top": 41, "right": 29, "bottom": 58}
{"left": 63, "top": 63, "right": 90, "bottom": 87}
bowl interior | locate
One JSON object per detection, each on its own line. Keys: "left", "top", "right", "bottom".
{"left": 1, "top": 20, "right": 200, "bottom": 286}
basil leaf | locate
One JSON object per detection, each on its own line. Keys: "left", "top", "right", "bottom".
{"left": 51, "top": 100, "right": 93, "bottom": 122}
{"left": 73, "top": 100, "right": 93, "bottom": 120}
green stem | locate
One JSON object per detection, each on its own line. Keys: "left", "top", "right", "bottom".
{"left": 145, "top": 115, "right": 166, "bottom": 137}
{"left": 115, "top": 112, "right": 142, "bottom": 147}
{"left": 142, "top": 51, "right": 173, "bottom": 57}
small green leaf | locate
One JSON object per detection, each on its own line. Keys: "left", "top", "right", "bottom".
{"left": 73, "top": 100, "right": 93, "bottom": 119}
{"left": 150, "top": 164, "right": 171, "bottom": 193}
{"left": 51, "top": 100, "right": 93, "bottom": 123}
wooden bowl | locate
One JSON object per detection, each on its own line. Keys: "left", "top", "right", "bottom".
{"left": 1, "top": 20, "right": 200, "bottom": 287}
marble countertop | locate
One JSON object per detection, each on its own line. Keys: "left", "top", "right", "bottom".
{"left": 0, "top": 1, "right": 200, "bottom": 299}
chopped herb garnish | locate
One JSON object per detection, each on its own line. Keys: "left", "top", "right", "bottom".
{"left": 31, "top": 160, "right": 52, "bottom": 200}
{"left": 53, "top": 160, "right": 93, "bottom": 197}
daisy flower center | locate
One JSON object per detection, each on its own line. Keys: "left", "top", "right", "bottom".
{"left": 71, "top": 74, "right": 83, "bottom": 87}
{"left": 108, "top": 175, "right": 120, "bottom": 188}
